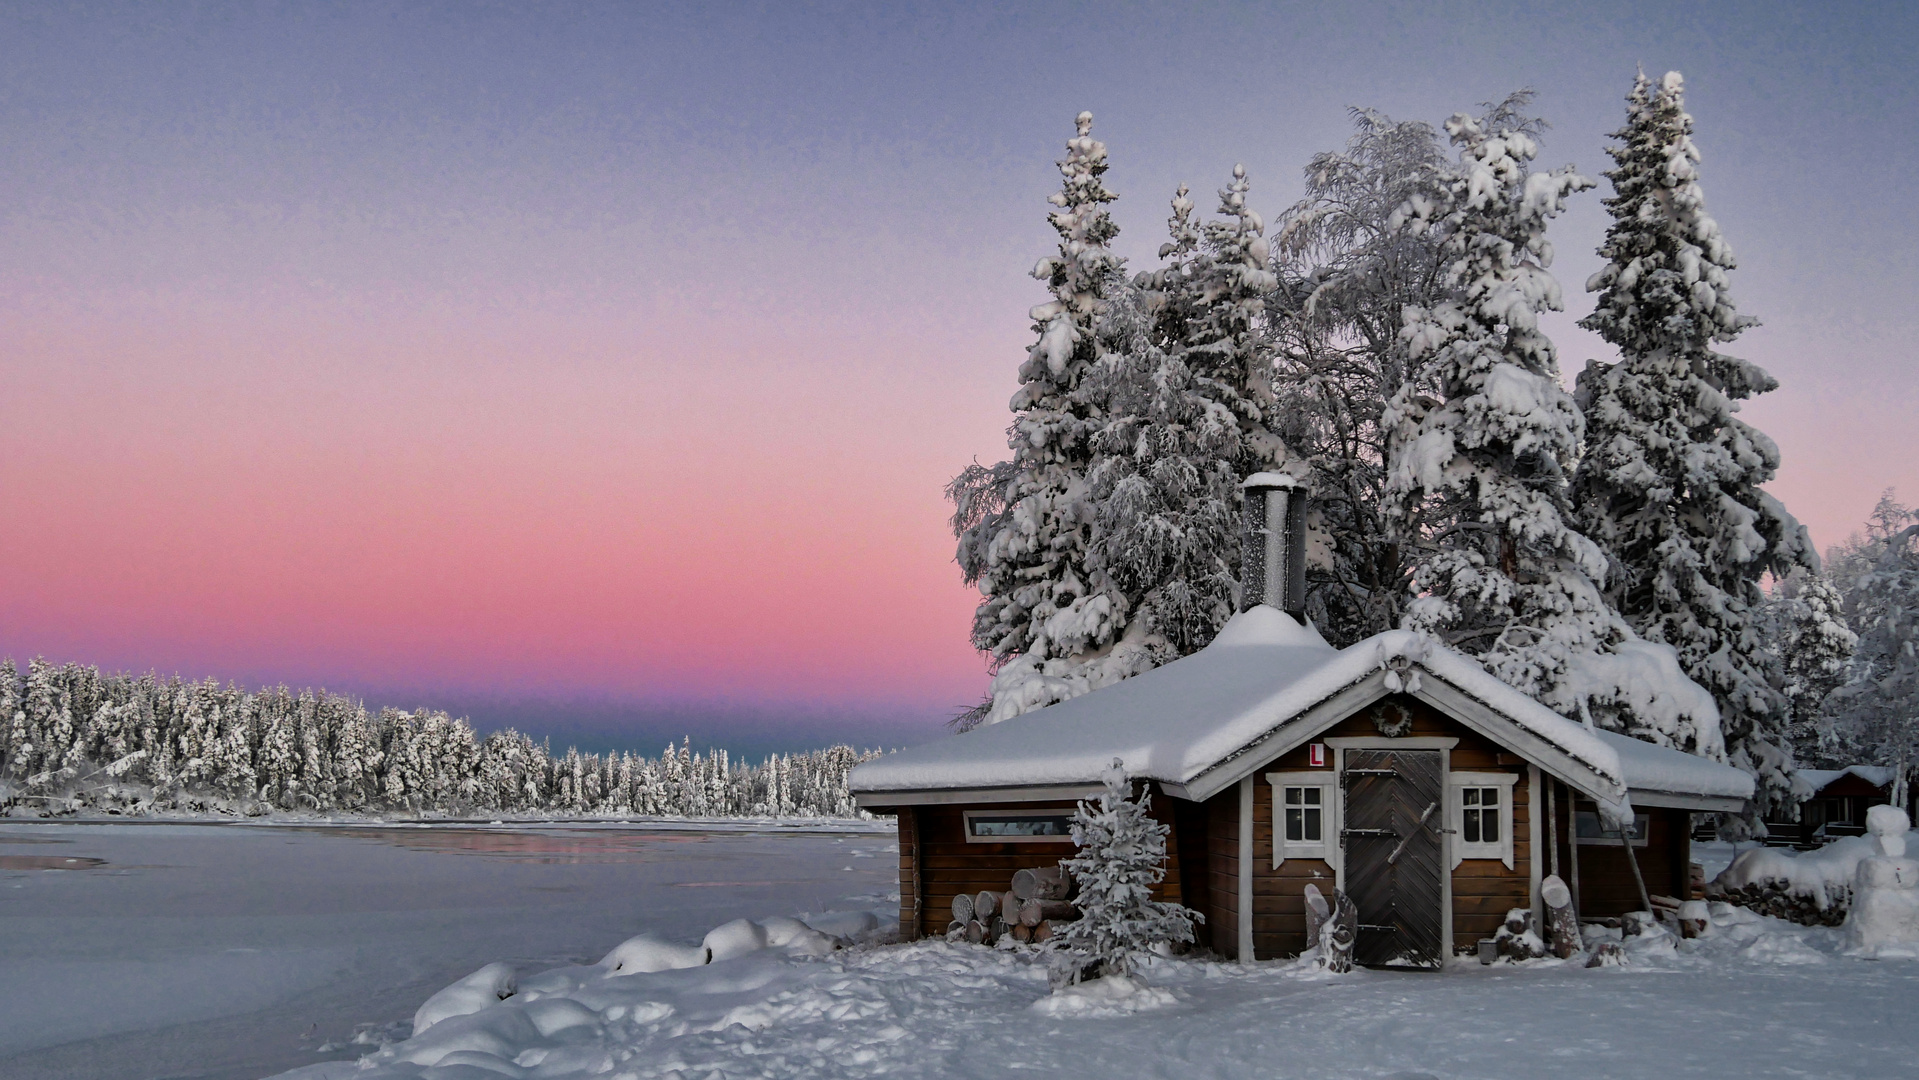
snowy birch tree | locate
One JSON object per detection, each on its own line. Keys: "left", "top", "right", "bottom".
{"left": 950, "top": 112, "right": 1136, "bottom": 726}
{"left": 1268, "top": 109, "right": 1454, "bottom": 646}
{"left": 1573, "top": 71, "right": 1818, "bottom": 818}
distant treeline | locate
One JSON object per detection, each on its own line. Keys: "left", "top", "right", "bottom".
{"left": 0, "top": 658, "right": 882, "bottom": 819}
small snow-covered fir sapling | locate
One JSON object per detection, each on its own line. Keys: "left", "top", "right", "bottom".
{"left": 1053, "top": 760, "right": 1202, "bottom": 988}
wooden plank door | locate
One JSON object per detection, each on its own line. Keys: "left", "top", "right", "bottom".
{"left": 1342, "top": 748, "right": 1445, "bottom": 969}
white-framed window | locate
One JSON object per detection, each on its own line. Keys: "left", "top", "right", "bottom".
{"left": 1266, "top": 772, "right": 1337, "bottom": 867}
{"left": 1448, "top": 771, "right": 1519, "bottom": 868}
{"left": 961, "top": 809, "right": 1076, "bottom": 844}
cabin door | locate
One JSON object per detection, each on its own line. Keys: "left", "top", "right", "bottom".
{"left": 1342, "top": 748, "right": 1445, "bottom": 969}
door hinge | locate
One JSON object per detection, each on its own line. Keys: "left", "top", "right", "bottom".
{"left": 1342, "top": 827, "right": 1395, "bottom": 838}
{"left": 1357, "top": 923, "right": 1398, "bottom": 933}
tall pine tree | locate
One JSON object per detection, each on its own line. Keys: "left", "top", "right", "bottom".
{"left": 1385, "top": 94, "right": 1721, "bottom": 752}
{"left": 950, "top": 113, "right": 1137, "bottom": 725}
{"left": 1573, "top": 71, "right": 1817, "bottom": 820}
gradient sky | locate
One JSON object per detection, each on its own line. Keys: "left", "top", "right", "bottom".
{"left": 2, "top": 2, "right": 1914, "bottom": 757}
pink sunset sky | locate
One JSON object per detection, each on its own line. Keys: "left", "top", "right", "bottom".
{"left": 2, "top": 3, "right": 1914, "bottom": 756}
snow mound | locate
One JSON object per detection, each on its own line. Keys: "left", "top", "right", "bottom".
{"left": 411, "top": 962, "right": 517, "bottom": 1035}
{"left": 703, "top": 917, "right": 771, "bottom": 961}
{"left": 599, "top": 933, "right": 710, "bottom": 975}
{"left": 1029, "top": 974, "right": 1177, "bottom": 1018}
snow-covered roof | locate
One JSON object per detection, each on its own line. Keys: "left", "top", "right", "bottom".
{"left": 1799, "top": 766, "right": 1899, "bottom": 795}
{"left": 1594, "top": 729, "right": 1753, "bottom": 804}
{"left": 851, "top": 606, "right": 1751, "bottom": 814}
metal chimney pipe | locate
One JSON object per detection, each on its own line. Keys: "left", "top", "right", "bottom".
{"left": 1240, "top": 472, "right": 1305, "bottom": 619}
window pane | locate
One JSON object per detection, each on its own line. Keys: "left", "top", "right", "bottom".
{"left": 1479, "top": 787, "right": 1499, "bottom": 807}
{"left": 1462, "top": 789, "right": 1480, "bottom": 807}
{"left": 971, "top": 814, "right": 1073, "bottom": 837}
{"left": 1285, "top": 808, "right": 1303, "bottom": 842}
{"left": 1483, "top": 811, "right": 1499, "bottom": 843}
{"left": 1284, "top": 787, "right": 1302, "bottom": 807}
{"left": 1463, "top": 811, "right": 1481, "bottom": 843}
{"left": 1303, "top": 807, "right": 1322, "bottom": 842}
{"left": 1303, "top": 787, "right": 1320, "bottom": 806}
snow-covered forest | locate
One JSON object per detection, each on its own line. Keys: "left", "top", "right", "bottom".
{"left": 951, "top": 74, "right": 1916, "bottom": 825}
{"left": 0, "top": 658, "right": 879, "bottom": 819}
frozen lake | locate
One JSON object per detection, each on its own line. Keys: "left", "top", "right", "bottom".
{"left": 0, "top": 819, "right": 897, "bottom": 1080}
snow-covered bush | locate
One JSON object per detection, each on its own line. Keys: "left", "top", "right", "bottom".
{"left": 1054, "top": 760, "right": 1202, "bottom": 985}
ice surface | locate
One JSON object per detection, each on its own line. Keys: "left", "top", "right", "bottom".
{"left": 0, "top": 819, "right": 896, "bottom": 1080}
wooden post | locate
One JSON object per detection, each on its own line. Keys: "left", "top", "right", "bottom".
{"left": 1528, "top": 766, "right": 1543, "bottom": 934}
{"left": 1540, "top": 874, "right": 1579, "bottom": 959}
{"left": 1621, "top": 812, "right": 1654, "bottom": 917}
{"left": 1239, "top": 776, "right": 1255, "bottom": 963}
{"left": 1323, "top": 888, "right": 1357, "bottom": 973}
{"left": 1303, "top": 882, "right": 1331, "bottom": 958}
{"left": 1567, "top": 794, "right": 1581, "bottom": 923}
{"left": 1546, "top": 779, "right": 1559, "bottom": 881}
{"left": 900, "top": 807, "right": 923, "bottom": 941}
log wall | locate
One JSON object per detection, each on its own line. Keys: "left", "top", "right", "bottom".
{"left": 1543, "top": 796, "right": 1689, "bottom": 917}
{"left": 893, "top": 794, "right": 1184, "bottom": 941}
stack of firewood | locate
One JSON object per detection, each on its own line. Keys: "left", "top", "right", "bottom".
{"left": 946, "top": 866, "right": 1078, "bottom": 945}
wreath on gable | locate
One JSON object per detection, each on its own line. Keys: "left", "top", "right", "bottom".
{"left": 1370, "top": 700, "right": 1415, "bottom": 738}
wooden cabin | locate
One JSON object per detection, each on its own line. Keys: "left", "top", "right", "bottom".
{"left": 1767, "top": 766, "right": 1902, "bottom": 847}
{"left": 850, "top": 476, "right": 1753, "bottom": 969}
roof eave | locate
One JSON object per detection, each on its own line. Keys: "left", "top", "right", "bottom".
{"left": 850, "top": 782, "right": 1104, "bottom": 810}
{"left": 1626, "top": 788, "right": 1749, "bottom": 812}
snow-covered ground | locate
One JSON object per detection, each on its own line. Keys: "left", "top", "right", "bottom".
{"left": 275, "top": 899, "right": 1919, "bottom": 1080}
{"left": 0, "top": 819, "right": 895, "bottom": 1080}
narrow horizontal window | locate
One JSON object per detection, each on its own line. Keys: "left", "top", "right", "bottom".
{"left": 1574, "top": 810, "right": 1649, "bottom": 847}
{"left": 963, "top": 810, "right": 1076, "bottom": 843}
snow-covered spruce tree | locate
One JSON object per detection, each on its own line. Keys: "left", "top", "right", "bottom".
{"left": 1268, "top": 108, "right": 1455, "bottom": 646}
{"left": 950, "top": 112, "right": 1135, "bottom": 727}
{"left": 1764, "top": 567, "right": 1857, "bottom": 768}
{"left": 1056, "top": 760, "right": 1201, "bottom": 985}
{"left": 1573, "top": 71, "right": 1818, "bottom": 819}
{"left": 0, "top": 659, "right": 22, "bottom": 784}
{"left": 1384, "top": 94, "right": 1722, "bottom": 751}
{"left": 1826, "top": 493, "right": 1919, "bottom": 805}
{"left": 1086, "top": 169, "right": 1287, "bottom": 659}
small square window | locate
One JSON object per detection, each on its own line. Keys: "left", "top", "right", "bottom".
{"left": 1450, "top": 774, "right": 1516, "bottom": 869}
{"left": 1267, "top": 772, "right": 1335, "bottom": 868}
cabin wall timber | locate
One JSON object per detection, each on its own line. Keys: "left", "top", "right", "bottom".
{"left": 891, "top": 796, "right": 1184, "bottom": 940}
{"left": 1540, "top": 795, "right": 1689, "bottom": 916}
